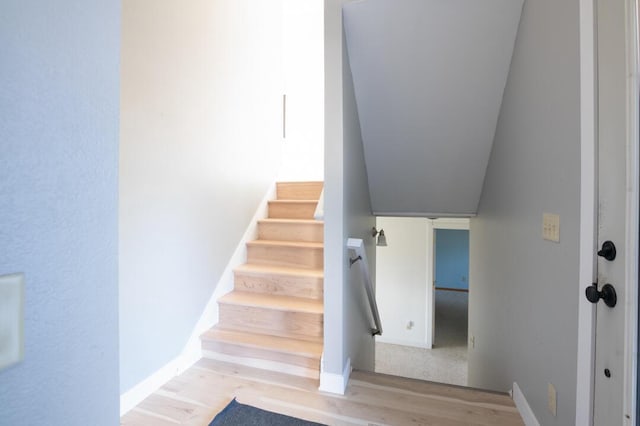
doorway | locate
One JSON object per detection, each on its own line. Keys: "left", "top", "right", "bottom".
{"left": 373, "top": 216, "right": 471, "bottom": 387}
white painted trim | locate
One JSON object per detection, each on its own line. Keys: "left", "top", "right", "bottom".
{"left": 319, "top": 356, "right": 351, "bottom": 395}
{"left": 375, "top": 335, "right": 431, "bottom": 349}
{"left": 373, "top": 211, "right": 476, "bottom": 218}
{"left": 576, "top": 0, "right": 597, "bottom": 423}
{"left": 623, "top": 1, "right": 639, "bottom": 423}
{"left": 120, "top": 350, "right": 200, "bottom": 416}
{"left": 425, "top": 219, "right": 435, "bottom": 349}
{"left": 512, "top": 382, "right": 541, "bottom": 426}
{"left": 119, "top": 183, "right": 277, "bottom": 416}
{"left": 432, "top": 218, "right": 470, "bottom": 230}
{"left": 423, "top": 218, "right": 469, "bottom": 351}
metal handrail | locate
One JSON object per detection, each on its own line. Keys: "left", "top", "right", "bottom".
{"left": 347, "top": 238, "right": 382, "bottom": 336}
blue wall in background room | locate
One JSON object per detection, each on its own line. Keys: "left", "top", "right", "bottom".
{"left": 435, "top": 229, "right": 469, "bottom": 290}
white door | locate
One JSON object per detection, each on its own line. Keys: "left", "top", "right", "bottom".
{"left": 593, "top": 0, "right": 637, "bottom": 423}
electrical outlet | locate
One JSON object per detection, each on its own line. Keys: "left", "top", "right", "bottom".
{"left": 0, "top": 274, "right": 24, "bottom": 371}
{"left": 548, "top": 383, "right": 557, "bottom": 416}
{"left": 542, "top": 213, "right": 560, "bottom": 242}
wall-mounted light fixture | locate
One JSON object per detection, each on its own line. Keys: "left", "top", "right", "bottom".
{"left": 371, "top": 227, "right": 387, "bottom": 247}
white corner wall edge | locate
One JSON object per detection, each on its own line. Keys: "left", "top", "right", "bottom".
{"left": 512, "top": 382, "right": 541, "bottom": 426}
{"left": 576, "top": 0, "right": 596, "bottom": 423}
{"left": 119, "top": 182, "right": 277, "bottom": 416}
{"left": 314, "top": 188, "right": 324, "bottom": 220}
{"left": 319, "top": 357, "right": 352, "bottom": 395}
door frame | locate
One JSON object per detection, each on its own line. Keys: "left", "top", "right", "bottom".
{"left": 577, "top": 0, "right": 640, "bottom": 423}
{"left": 426, "top": 219, "right": 470, "bottom": 349}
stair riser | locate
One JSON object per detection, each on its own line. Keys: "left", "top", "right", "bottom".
{"left": 247, "top": 245, "right": 323, "bottom": 270}
{"left": 234, "top": 271, "right": 323, "bottom": 299}
{"left": 258, "top": 222, "right": 323, "bottom": 243}
{"left": 219, "top": 304, "right": 323, "bottom": 340}
{"left": 201, "top": 340, "right": 321, "bottom": 371}
{"left": 277, "top": 182, "right": 323, "bottom": 201}
{"left": 200, "top": 350, "right": 320, "bottom": 379}
{"left": 268, "top": 202, "right": 317, "bottom": 219}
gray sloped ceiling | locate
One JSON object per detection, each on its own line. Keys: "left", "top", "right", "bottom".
{"left": 343, "top": 0, "right": 524, "bottom": 216}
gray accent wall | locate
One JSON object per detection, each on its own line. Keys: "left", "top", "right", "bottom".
{"left": 468, "top": 0, "right": 581, "bottom": 424}
{"left": 0, "top": 0, "right": 120, "bottom": 424}
{"left": 343, "top": 0, "right": 523, "bottom": 216}
{"left": 343, "top": 33, "right": 377, "bottom": 371}
{"left": 323, "top": 0, "right": 377, "bottom": 378}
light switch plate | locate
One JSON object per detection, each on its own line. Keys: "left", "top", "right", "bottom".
{"left": 543, "top": 213, "right": 560, "bottom": 242}
{"left": 0, "top": 273, "right": 24, "bottom": 371}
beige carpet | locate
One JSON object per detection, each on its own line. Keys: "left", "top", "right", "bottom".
{"left": 375, "top": 289, "right": 468, "bottom": 386}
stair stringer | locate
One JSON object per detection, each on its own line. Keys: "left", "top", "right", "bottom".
{"left": 182, "top": 182, "right": 278, "bottom": 359}
{"left": 119, "top": 182, "right": 277, "bottom": 415}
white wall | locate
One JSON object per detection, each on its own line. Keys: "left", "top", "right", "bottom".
{"left": 375, "top": 217, "right": 430, "bottom": 348}
{"left": 375, "top": 218, "right": 470, "bottom": 349}
{"left": 468, "top": 0, "right": 581, "bottom": 424}
{"left": 279, "top": 0, "right": 325, "bottom": 181}
{"left": 0, "top": 0, "right": 120, "bottom": 423}
{"left": 120, "top": 0, "right": 283, "bottom": 394}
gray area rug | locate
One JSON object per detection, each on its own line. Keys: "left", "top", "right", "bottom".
{"left": 209, "top": 398, "right": 326, "bottom": 426}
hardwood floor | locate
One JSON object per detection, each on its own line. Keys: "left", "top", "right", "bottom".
{"left": 121, "top": 359, "right": 524, "bottom": 426}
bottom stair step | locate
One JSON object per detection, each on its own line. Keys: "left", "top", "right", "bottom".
{"left": 201, "top": 327, "right": 322, "bottom": 378}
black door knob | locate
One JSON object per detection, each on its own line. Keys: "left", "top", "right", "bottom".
{"left": 597, "top": 241, "right": 617, "bottom": 261}
{"left": 585, "top": 283, "right": 617, "bottom": 307}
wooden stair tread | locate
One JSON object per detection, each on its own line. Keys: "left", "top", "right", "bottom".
{"left": 235, "top": 263, "right": 323, "bottom": 278}
{"left": 350, "top": 369, "right": 515, "bottom": 405}
{"left": 205, "top": 181, "right": 325, "bottom": 380}
{"left": 247, "top": 240, "right": 323, "bottom": 249}
{"left": 258, "top": 218, "right": 323, "bottom": 225}
{"left": 269, "top": 200, "right": 319, "bottom": 204}
{"left": 219, "top": 291, "right": 323, "bottom": 314}
{"left": 268, "top": 200, "right": 318, "bottom": 220}
{"left": 258, "top": 219, "right": 324, "bottom": 243}
{"left": 277, "top": 182, "right": 323, "bottom": 201}
{"left": 202, "top": 327, "right": 323, "bottom": 357}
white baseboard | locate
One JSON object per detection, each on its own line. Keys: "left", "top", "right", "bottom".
{"left": 512, "top": 382, "right": 540, "bottom": 426}
{"left": 120, "top": 183, "right": 276, "bottom": 416}
{"left": 120, "top": 349, "right": 200, "bottom": 416}
{"left": 375, "top": 335, "right": 431, "bottom": 349}
{"left": 319, "top": 357, "right": 352, "bottom": 395}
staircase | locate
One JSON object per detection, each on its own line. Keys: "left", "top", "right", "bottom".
{"left": 201, "top": 182, "right": 324, "bottom": 380}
